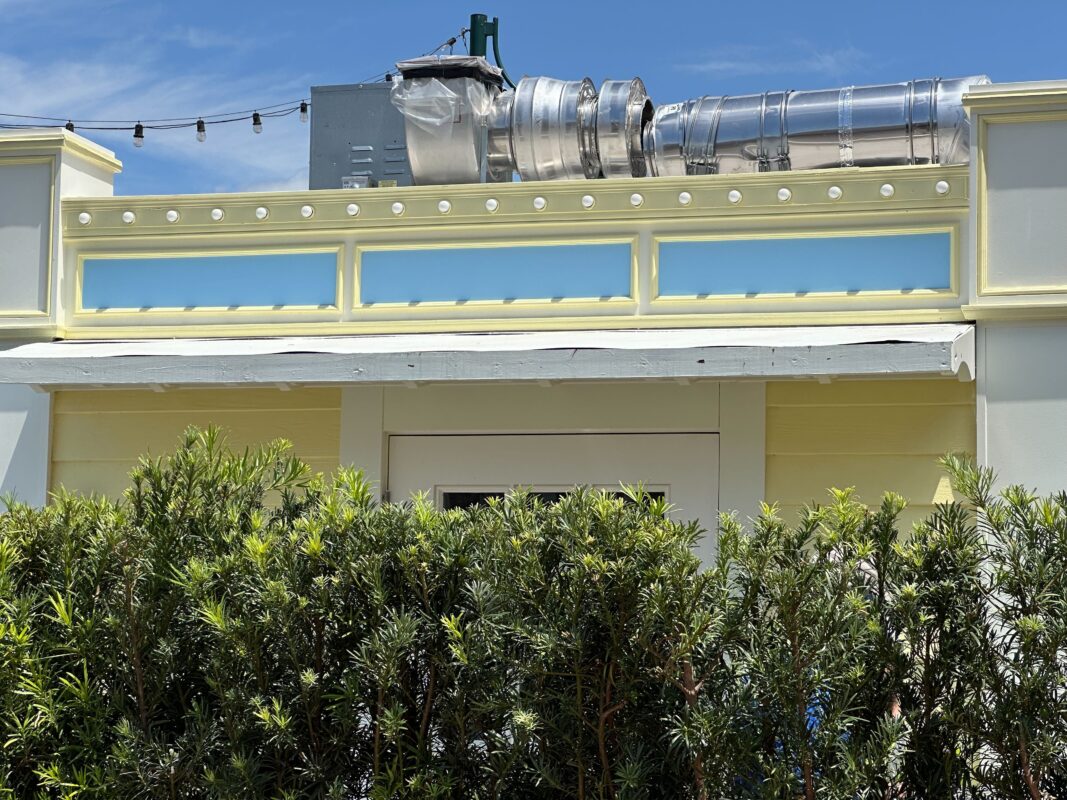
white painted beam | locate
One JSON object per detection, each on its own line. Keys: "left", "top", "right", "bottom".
{"left": 0, "top": 325, "right": 974, "bottom": 388}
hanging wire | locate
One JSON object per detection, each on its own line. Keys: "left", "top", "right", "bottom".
{"left": 0, "top": 101, "right": 307, "bottom": 132}
{"left": 355, "top": 27, "right": 469, "bottom": 84}
{"left": 0, "top": 27, "right": 471, "bottom": 136}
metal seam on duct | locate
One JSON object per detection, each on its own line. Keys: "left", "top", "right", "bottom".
{"left": 838, "top": 86, "right": 854, "bottom": 168}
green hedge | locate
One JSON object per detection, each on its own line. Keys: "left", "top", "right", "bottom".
{"left": 0, "top": 428, "right": 1065, "bottom": 798}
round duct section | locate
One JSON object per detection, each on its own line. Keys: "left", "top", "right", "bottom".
{"left": 503, "top": 76, "right": 601, "bottom": 181}
{"left": 643, "top": 76, "right": 990, "bottom": 177}
{"left": 596, "top": 78, "right": 654, "bottom": 178}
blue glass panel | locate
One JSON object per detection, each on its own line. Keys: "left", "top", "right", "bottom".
{"left": 82, "top": 252, "right": 337, "bottom": 310}
{"left": 359, "top": 243, "right": 631, "bottom": 304}
{"left": 657, "top": 233, "right": 951, "bottom": 297}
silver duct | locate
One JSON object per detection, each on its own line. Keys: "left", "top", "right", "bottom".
{"left": 392, "top": 59, "right": 988, "bottom": 184}
{"left": 644, "top": 76, "right": 988, "bottom": 177}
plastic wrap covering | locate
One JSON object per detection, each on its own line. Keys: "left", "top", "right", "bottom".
{"left": 391, "top": 56, "right": 502, "bottom": 185}
{"left": 644, "top": 75, "right": 989, "bottom": 177}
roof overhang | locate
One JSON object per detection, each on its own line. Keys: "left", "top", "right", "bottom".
{"left": 0, "top": 324, "right": 974, "bottom": 389}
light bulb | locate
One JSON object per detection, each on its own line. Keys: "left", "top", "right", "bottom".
{"left": 196, "top": 119, "right": 206, "bottom": 143}
{"left": 133, "top": 123, "right": 144, "bottom": 148}
{"left": 252, "top": 112, "right": 262, "bottom": 134}
{"left": 299, "top": 101, "right": 308, "bottom": 123}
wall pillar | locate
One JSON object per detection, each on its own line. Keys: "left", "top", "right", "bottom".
{"left": 964, "top": 83, "right": 1067, "bottom": 491}
{"left": 977, "top": 321, "right": 1067, "bottom": 492}
{"left": 0, "top": 383, "right": 50, "bottom": 507}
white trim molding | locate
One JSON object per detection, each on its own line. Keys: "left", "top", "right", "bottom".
{"left": 0, "top": 324, "right": 974, "bottom": 388}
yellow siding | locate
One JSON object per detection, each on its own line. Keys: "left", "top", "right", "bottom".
{"left": 765, "top": 379, "right": 976, "bottom": 530}
{"left": 50, "top": 388, "right": 342, "bottom": 498}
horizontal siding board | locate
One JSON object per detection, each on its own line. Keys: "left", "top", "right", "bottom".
{"left": 766, "top": 455, "right": 956, "bottom": 506}
{"left": 54, "top": 388, "right": 340, "bottom": 413}
{"left": 51, "top": 388, "right": 341, "bottom": 498}
{"left": 52, "top": 458, "right": 340, "bottom": 499}
{"left": 766, "top": 405, "right": 975, "bottom": 455}
{"left": 765, "top": 379, "right": 976, "bottom": 533}
{"left": 770, "top": 504, "right": 940, "bottom": 532}
{"left": 52, "top": 411, "right": 339, "bottom": 462}
{"left": 767, "top": 380, "right": 975, "bottom": 407}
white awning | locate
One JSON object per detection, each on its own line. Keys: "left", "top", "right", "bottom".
{"left": 0, "top": 324, "right": 974, "bottom": 388}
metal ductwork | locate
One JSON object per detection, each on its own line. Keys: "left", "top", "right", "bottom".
{"left": 485, "top": 76, "right": 652, "bottom": 183}
{"left": 392, "top": 57, "right": 989, "bottom": 184}
{"left": 644, "top": 76, "right": 988, "bottom": 177}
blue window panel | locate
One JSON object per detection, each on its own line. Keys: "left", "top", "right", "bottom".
{"left": 359, "top": 243, "right": 632, "bottom": 304}
{"left": 657, "top": 233, "right": 951, "bottom": 297}
{"left": 81, "top": 252, "right": 337, "bottom": 310}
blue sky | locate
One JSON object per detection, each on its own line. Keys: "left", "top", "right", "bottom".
{"left": 1, "top": 0, "right": 1061, "bottom": 196}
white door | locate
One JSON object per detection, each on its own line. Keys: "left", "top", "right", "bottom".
{"left": 387, "top": 432, "right": 719, "bottom": 530}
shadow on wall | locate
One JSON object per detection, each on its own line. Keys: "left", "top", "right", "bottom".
{"left": 0, "top": 384, "right": 49, "bottom": 506}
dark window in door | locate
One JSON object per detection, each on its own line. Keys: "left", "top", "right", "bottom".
{"left": 441, "top": 489, "right": 665, "bottom": 511}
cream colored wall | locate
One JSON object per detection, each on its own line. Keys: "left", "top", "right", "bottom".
{"left": 49, "top": 380, "right": 975, "bottom": 532}
{"left": 50, "top": 388, "right": 341, "bottom": 497}
{"left": 338, "top": 381, "right": 766, "bottom": 520}
{"left": 765, "top": 379, "right": 976, "bottom": 529}
{"left": 981, "top": 118, "right": 1067, "bottom": 295}
{"left": 0, "top": 159, "right": 52, "bottom": 317}
{"left": 0, "top": 383, "right": 50, "bottom": 506}
{"left": 978, "top": 320, "right": 1067, "bottom": 493}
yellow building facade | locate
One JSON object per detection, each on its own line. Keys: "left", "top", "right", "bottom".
{"left": 2, "top": 80, "right": 1066, "bottom": 553}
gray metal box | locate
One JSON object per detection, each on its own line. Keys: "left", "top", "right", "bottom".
{"left": 309, "top": 82, "right": 413, "bottom": 190}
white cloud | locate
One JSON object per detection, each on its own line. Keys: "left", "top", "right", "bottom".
{"left": 678, "top": 42, "right": 868, "bottom": 81}
{"left": 0, "top": 47, "right": 311, "bottom": 194}
{"left": 160, "top": 26, "right": 245, "bottom": 51}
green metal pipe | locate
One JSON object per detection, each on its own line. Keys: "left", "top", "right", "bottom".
{"left": 469, "top": 13, "right": 494, "bottom": 58}
{"left": 469, "top": 13, "right": 515, "bottom": 88}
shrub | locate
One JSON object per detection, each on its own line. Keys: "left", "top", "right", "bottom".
{"left": 0, "top": 429, "right": 1064, "bottom": 798}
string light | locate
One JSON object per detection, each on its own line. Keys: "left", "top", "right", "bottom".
{"left": 0, "top": 98, "right": 309, "bottom": 139}
{"left": 1, "top": 26, "right": 470, "bottom": 148}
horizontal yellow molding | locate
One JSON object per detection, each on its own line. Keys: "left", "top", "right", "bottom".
{"left": 56, "top": 307, "right": 969, "bottom": 340}
{"left": 964, "top": 83, "right": 1067, "bottom": 113}
{"left": 963, "top": 303, "right": 1067, "bottom": 321}
{"left": 0, "top": 130, "right": 122, "bottom": 173}
{"left": 0, "top": 323, "right": 57, "bottom": 340}
{"left": 62, "top": 164, "right": 969, "bottom": 240}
